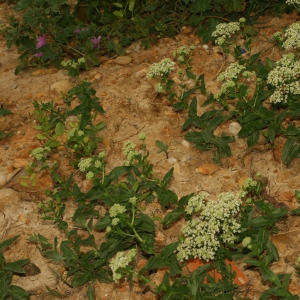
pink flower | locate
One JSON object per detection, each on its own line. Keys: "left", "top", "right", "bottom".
{"left": 34, "top": 52, "right": 43, "bottom": 57}
{"left": 91, "top": 35, "right": 101, "bottom": 48}
{"left": 36, "top": 34, "right": 47, "bottom": 49}
{"left": 74, "top": 28, "right": 81, "bottom": 34}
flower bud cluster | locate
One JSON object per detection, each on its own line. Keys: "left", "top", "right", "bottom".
{"left": 177, "top": 191, "right": 245, "bottom": 262}
{"left": 109, "top": 249, "right": 136, "bottom": 282}
{"left": 61, "top": 57, "right": 86, "bottom": 69}
{"left": 147, "top": 58, "right": 176, "bottom": 78}
{"left": 122, "top": 141, "right": 139, "bottom": 166}
{"left": 30, "top": 147, "right": 51, "bottom": 161}
{"left": 212, "top": 19, "right": 245, "bottom": 46}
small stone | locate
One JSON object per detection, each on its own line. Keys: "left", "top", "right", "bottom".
{"left": 182, "top": 140, "right": 190, "bottom": 148}
{"left": 167, "top": 157, "right": 177, "bottom": 165}
{"left": 0, "top": 171, "right": 7, "bottom": 186}
{"left": 18, "top": 214, "right": 27, "bottom": 222}
{"left": 23, "top": 263, "right": 41, "bottom": 276}
{"left": 113, "top": 56, "right": 132, "bottom": 65}
{"left": 197, "top": 164, "right": 219, "bottom": 175}
{"left": 12, "top": 158, "right": 30, "bottom": 168}
{"left": 182, "top": 26, "right": 193, "bottom": 34}
{"left": 50, "top": 80, "right": 73, "bottom": 95}
{"left": 155, "top": 231, "right": 166, "bottom": 247}
{"left": 11, "top": 83, "right": 17, "bottom": 89}
{"left": 0, "top": 189, "right": 21, "bottom": 210}
{"left": 228, "top": 122, "right": 242, "bottom": 135}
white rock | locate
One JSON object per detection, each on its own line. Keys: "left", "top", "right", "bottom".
{"left": 229, "top": 122, "right": 242, "bottom": 135}
{"left": 167, "top": 157, "right": 177, "bottom": 165}
{"left": 50, "top": 80, "right": 73, "bottom": 95}
{"left": 182, "top": 140, "right": 190, "bottom": 148}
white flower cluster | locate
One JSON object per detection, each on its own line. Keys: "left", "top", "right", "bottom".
{"left": 122, "top": 141, "right": 138, "bottom": 166}
{"left": 267, "top": 53, "right": 300, "bottom": 103}
{"left": 283, "top": 22, "right": 300, "bottom": 49}
{"left": 217, "top": 63, "right": 246, "bottom": 82}
{"left": 242, "top": 178, "right": 257, "bottom": 189}
{"left": 78, "top": 157, "right": 92, "bottom": 172}
{"left": 30, "top": 147, "right": 51, "bottom": 161}
{"left": 286, "top": 0, "right": 300, "bottom": 5}
{"left": 185, "top": 192, "right": 208, "bottom": 215}
{"left": 177, "top": 191, "right": 245, "bottom": 262}
{"left": 212, "top": 21, "right": 242, "bottom": 45}
{"left": 147, "top": 58, "right": 176, "bottom": 78}
{"left": 109, "top": 204, "right": 126, "bottom": 217}
{"left": 61, "top": 57, "right": 86, "bottom": 69}
{"left": 109, "top": 249, "right": 136, "bottom": 282}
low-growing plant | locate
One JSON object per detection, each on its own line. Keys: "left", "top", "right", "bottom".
{"left": 0, "top": 235, "right": 30, "bottom": 300}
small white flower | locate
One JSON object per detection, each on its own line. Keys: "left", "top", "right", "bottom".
{"left": 86, "top": 171, "right": 94, "bottom": 180}
{"left": 109, "top": 204, "right": 126, "bottom": 217}
{"left": 78, "top": 158, "right": 92, "bottom": 172}
{"left": 109, "top": 249, "right": 136, "bottom": 282}
{"left": 147, "top": 58, "right": 176, "bottom": 78}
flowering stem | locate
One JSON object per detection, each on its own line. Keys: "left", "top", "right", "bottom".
{"left": 127, "top": 222, "right": 144, "bottom": 243}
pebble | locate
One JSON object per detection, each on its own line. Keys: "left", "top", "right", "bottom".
{"left": 12, "top": 158, "right": 30, "bottom": 168}
{"left": 11, "top": 83, "right": 17, "bottom": 89}
{"left": 197, "top": 163, "right": 219, "bottom": 175}
{"left": 50, "top": 80, "right": 73, "bottom": 95}
{"left": 0, "top": 171, "right": 7, "bottom": 186}
{"left": 182, "top": 140, "right": 190, "bottom": 148}
{"left": 167, "top": 157, "right": 177, "bottom": 165}
{"left": 228, "top": 121, "right": 242, "bottom": 135}
{"left": 113, "top": 56, "right": 132, "bottom": 65}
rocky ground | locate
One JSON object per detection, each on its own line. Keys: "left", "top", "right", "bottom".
{"left": 1, "top": 3, "right": 300, "bottom": 299}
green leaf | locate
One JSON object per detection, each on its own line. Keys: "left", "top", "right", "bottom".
{"left": 87, "top": 284, "right": 95, "bottom": 300}
{"left": 45, "top": 140, "right": 60, "bottom": 148}
{"left": 14, "top": 0, "right": 34, "bottom": 11}
{"left": 223, "top": 0, "right": 245, "bottom": 12}
{"left": 55, "top": 122, "right": 64, "bottom": 136}
{"left": 266, "top": 240, "right": 279, "bottom": 261}
{"left": 0, "top": 108, "right": 12, "bottom": 117}
{"left": 136, "top": 214, "right": 155, "bottom": 233}
{"left": 190, "top": 0, "right": 211, "bottom": 12}
{"left": 7, "top": 285, "right": 29, "bottom": 300}
{"left": 156, "top": 140, "right": 168, "bottom": 152}
{"left": 161, "top": 168, "right": 173, "bottom": 188}
{"left": 105, "top": 166, "right": 131, "bottom": 184}
{"left": 282, "top": 138, "right": 300, "bottom": 165}
{"left": 291, "top": 208, "right": 300, "bottom": 215}
{"left": 94, "top": 216, "right": 111, "bottom": 230}
{"left": 0, "top": 277, "right": 9, "bottom": 299}
{"left": 0, "top": 235, "right": 20, "bottom": 251}
{"left": 162, "top": 208, "right": 184, "bottom": 228}
{"left": 2, "top": 259, "right": 29, "bottom": 273}
{"left": 15, "top": 54, "right": 29, "bottom": 75}
{"left": 156, "top": 188, "right": 178, "bottom": 207}
{"left": 43, "top": 250, "right": 65, "bottom": 262}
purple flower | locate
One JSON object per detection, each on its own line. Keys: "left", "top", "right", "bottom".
{"left": 91, "top": 35, "right": 101, "bottom": 49}
{"left": 74, "top": 28, "right": 81, "bottom": 34}
{"left": 34, "top": 52, "right": 43, "bottom": 57}
{"left": 107, "top": 35, "right": 111, "bottom": 40}
{"left": 36, "top": 34, "right": 47, "bottom": 49}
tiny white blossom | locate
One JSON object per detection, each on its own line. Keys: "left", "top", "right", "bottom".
{"left": 86, "top": 171, "right": 94, "bottom": 180}
{"left": 109, "top": 204, "right": 126, "bottom": 217}
{"left": 30, "top": 147, "right": 51, "bottom": 161}
{"left": 109, "top": 249, "right": 136, "bottom": 282}
{"left": 78, "top": 158, "right": 92, "bottom": 172}
{"left": 147, "top": 58, "right": 176, "bottom": 78}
